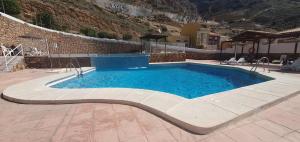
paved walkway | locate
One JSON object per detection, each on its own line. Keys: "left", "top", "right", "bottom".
{"left": 0, "top": 69, "right": 300, "bottom": 142}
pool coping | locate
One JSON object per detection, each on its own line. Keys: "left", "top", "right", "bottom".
{"left": 2, "top": 61, "right": 300, "bottom": 134}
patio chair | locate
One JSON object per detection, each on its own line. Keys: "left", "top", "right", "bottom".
{"left": 1, "top": 44, "right": 13, "bottom": 56}
{"left": 29, "top": 47, "right": 43, "bottom": 56}
{"left": 281, "top": 58, "right": 300, "bottom": 71}
{"left": 272, "top": 55, "right": 287, "bottom": 65}
{"left": 237, "top": 57, "right": 246, "bottom": 64}
{"left": 223, "top": 57, "right": 237, "bottom": 65}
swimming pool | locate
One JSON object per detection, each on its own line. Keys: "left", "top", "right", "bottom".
{"left": 52, "top": 63, "right": 272, "bottom": 99}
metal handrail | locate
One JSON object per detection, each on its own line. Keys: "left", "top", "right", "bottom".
{"left": 65, "top": 63, "right": 82, "bottom": 77}
{"left": 65, "top": 58, "right": 83, "bottom": 77}
{"left": 3, "top": 44, "right": 24, "bottom": 71}
{"left": 72, "top": 58, "right": 83, "bottom": 75}
{"left": 250, "top": 57, "right": 270, "bottom": 73}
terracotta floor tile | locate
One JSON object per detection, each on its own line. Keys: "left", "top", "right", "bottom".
{"left": 70, "top": 111, "right": 94, "bottom": 125}
{"left": 60, "top": 124, "right": 94, "bottom": 142}
{"left": 75, "top": 103, "right": 96, "bottom": 115}
{"left": 223, "top": 127, "right": 263, "bottom": 142}
{"left": 258, "top": 108, "right": 300, "bottom": 130}
{"left": 94, "top": 129, "right": 120, "bottom": 142}
{"left": 283, "top": 132, "right": 300, "bottom": 142}
{"left": 135, "top": 111, "right": 165, "bottom": 133}
{"left": 94, "top": 120, "right": 117, "bottom": 131}
{"left": 115, "top": 118, "right": 145, "bottom": 141}
{"left": 121, "top": 136, "right": 148, "bottom": 142}
{"left": 35, "top": 117, "right": 64, "bottom": 129}
{"left": 239, "top": 124, "right": 281, "bottom": 142}
{"left": 255, "top": 120, "right": 293, "bottom": 136}
{"left": 51, "top": 126, "right": 69, "bottom": 142}
{"left": 274, "top": 101, "right": 300, "bottom": 115}
{"left": 202, "top": 132, "right": 235, "bottom": 142}
{"left": 167, "top": 127, "right": 197, "bottom": 142}
{"left": 27, "top": 126, "right": 57, "bottom": 141}
{"left": 145, "top": 129, "right": 177, "bottom": 142}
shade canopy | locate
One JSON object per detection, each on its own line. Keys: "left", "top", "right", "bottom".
{"left": 278, "top": 28, "right": 300, "bottom": 38}
{"left": 232, "top": 30, "right": 279, "bottom": 42}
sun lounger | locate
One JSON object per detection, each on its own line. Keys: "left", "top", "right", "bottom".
{"left": 272, "top": 55, "right": 287, "bottom": 64}
{"left": 281, "top": 58, "right": 300, "bottom": 71}
{"left": 237, "top": 57, "right": 246, "bottom": 64}
{"left": 223, "top": 57, "right": 237, "bottom": 65}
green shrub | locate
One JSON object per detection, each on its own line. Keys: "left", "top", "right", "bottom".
{"left": 122, "top": 33, "right": 133, "bottom": 40}
{"left": 33, "top": 12, "right": 56, "bottom": 29}
{"left": 80, "top": 27, "right": 97, "bottom": 37}
{"left": 0, "top": 0, "right": 21, "bottom": 15}
{"left": 97, "top": 31, "right": 118, "bottom": 39}
{"left": 97, "top": 31, "right": 109, "bottom": 38}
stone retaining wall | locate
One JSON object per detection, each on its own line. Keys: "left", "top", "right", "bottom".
{"left": 25, "top": 53, "right": 186, "bottom": 68}
{"left": 0, "top": 13, "right": 141, "bottom": 55}
{"left": 150, "top": 53, "right": 186, "bottom": 63}
{"left": 25, "top": 57, "right": 91, "bottom": 68}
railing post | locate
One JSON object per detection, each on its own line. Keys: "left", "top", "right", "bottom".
{"left": 4, "top": 55, "right": 8, "bottom": 71}
{"left": 21, "top": 44, "right": 24, "bottom": 57}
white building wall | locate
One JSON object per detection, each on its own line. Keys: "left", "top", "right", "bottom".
{"left": 223, "top": 39, "right": 299, "bottom": 54}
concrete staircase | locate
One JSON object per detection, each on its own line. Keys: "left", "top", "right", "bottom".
{"left": 0, "top": 56, "right": 25, "bottom": 72}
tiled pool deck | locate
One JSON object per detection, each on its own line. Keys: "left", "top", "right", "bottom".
{"left": 0, "top": 61, "right": 300, "bottom": 141}
{"left": 3, "top": 60, "right": 300, "bottom": 134}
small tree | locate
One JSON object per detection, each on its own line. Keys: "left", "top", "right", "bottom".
{"left": 80, "top": 27, "right": 97, "bottom": 37}
{"left": 122, "top": 33, "right": 133, "bottom": 40}
{"left": 33, "top": 12, "right": 56, "bottom": 29}
{"left": 161, "top": 25, "right": 168, "bottom": 33}
{"left": 0, "top": 0, "right": 21, "bottom": 15}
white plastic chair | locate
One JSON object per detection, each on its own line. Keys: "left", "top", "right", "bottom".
{"left": 237, "top": 57, "right": 246, "bottom": 64}
{"left": 224, "top": 57, "right": 237, "bottom": 65}
{"left": 29, "top": 47, "right": 43, "bottom": 56}
{"left": 272, "top": 55, "right": 287, "bottom": 64}
{"left": 1, "top": 44, "right": 13, "bottom": 56}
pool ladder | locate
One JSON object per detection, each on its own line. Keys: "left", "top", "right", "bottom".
{"left": 66, "top": 58, "right": 83, "bottom": 77}
{"left": 250, "top": 57, "right": 270, "bottom": 73}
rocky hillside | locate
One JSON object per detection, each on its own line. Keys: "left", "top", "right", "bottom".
{"left": 1, "top": 0, "right": 298, "bottom": 39}
{"left": 9, "top": 0, "right": 193, "bottom": 40}
{"left": 190, "top": 0, "right": 300, "bottom": 30}
{"left": 15, "top": 0, "right": 154, "bottom": 39}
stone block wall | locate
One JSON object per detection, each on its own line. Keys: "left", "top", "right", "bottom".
{"left": 0, "top": 13, "right": 141, "bottom": 55}
{"left": 25, "top": 53, "right": 187, "bottom": 68}
{"left": 150, "top": 53, "right": 186, "bottom": 63}
{"left": 25, "top": 57, "right": 91, "bottom": 68}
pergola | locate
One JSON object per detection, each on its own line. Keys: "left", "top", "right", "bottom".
{"left": 232, "top": 30, "right": 279, "bottom": 58}
{"left": 220, "top": 29, "right": 300, "bottom": 61}
{"left": 278, "top": 28, "right": 300, "bottom": 56}
{"left": 140, "top": 34, "right": 168, "bottom": 55}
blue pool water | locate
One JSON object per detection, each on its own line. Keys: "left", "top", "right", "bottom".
{"left": 52, "top": 63, "right": 272, "bottom": 99}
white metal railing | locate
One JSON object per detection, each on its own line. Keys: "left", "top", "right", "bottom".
{"left": 65, "top": 58, "right": 83, "bottom": 77}
{"left": 2, "top": 44, "right": 24, "bottom": 71}
{"left": 250, "top": 57, "right": 270, "bottom": 73}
